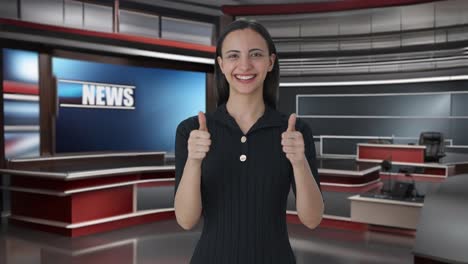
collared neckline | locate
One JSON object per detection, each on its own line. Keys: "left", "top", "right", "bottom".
{"left": 212, "top": 103, "right": 284, "bottom": 135}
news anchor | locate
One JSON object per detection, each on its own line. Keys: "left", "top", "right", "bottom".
{"left": 174, "top": 19, "right": 323, "bottom": 263}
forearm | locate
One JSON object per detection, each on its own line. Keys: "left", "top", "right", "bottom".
{"left": 174, "top": 158, "right": 203, "bottom": 230}
{"left": 292, "top": 159, "right": 324, "bottom": 229}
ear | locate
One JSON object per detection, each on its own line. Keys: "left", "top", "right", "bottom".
{"left": 268, "top": 53, "right": 276, "bottom": 72}
{"left": 217, "top": 56, "right": 225, "bottom": 74}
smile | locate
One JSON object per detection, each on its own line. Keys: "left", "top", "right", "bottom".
{"left": 235, "top": 74, "right": 256, "bottom": 80}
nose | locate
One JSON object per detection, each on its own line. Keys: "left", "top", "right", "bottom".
{"left": 237, "top": 55, "right": 252, "bottom": 71}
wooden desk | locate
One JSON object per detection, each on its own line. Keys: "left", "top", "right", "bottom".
{"left": 357, "top": 143, "right": 426, "bottom": 163}
{"left": 356, "top": 143, "right": 465, "bottom": 178}
{"left": 317, "top": 158, "right": 381, "bottom": 189}
{"left": 0, "top": 152, "right": 176, "bottom": 237}
{"left": 348, "top": 194, "right": 423, "bottom": 229}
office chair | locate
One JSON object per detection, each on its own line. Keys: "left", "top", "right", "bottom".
{"left": 418, "top": 132, "right": 446, "bottom": 162}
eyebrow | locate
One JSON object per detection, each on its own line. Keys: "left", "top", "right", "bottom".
{"left": 225, "top": 48, "right": 266, "bottom": 53}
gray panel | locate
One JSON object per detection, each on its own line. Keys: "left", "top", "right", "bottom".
{"left": 371, "top": 7, "right": 401, "bottom": 33}
{"left": 333, "top": 65, "right": 368, "bottom": 74}
{"left": 447, "top": 27, "right": 468, "bottom": 42}
{"left": 301, "top": 17, "right": 339, "bottom": 37}
{"left": 83, "top": 3, "right": 112, "bottom": 32}
{"left": 382, "top": 177, "right": 441, "bottom": 197}
{"left": 0, "top": 0, "right": 18, "bottom": 19}
{"left": 264, "top": 21, "right": 300, "bottom": 38}
{"left": 275, "top": 42, "right": 301, "bottom": 53}
{"left": 399, "top": 60, "right": 435, "bottom": 71}
{"left": 322, "top": 139, "right": 368, "bottom": 155}
{"left": 401, "top": 3, "right": 435, "bottom": 30}
{"left": 339, "top": 13, "right": 371, "bottom": 35}
{"left": 289, "top": 189, "right": 355, "bottom": 218}
{"left": 137, "top": 186, "right": 175, "bottom": 210}
{"left": 301, "top": 41, "right": 339, "bottom": 52}
{"left": 451, "top": 119, "right": 468, "bottom": 145}
{"left": 435, "top": 0, "right": 468, "bottom": 27}
{"left": 249, "top": 1, "right": 468, "bottom": 54}
{"left": 339, "top": 39, "right": 371, "bottom": 51}
{"left": 282, "top": 79, "right": 468, "bottom": 148}
{"left": 435, "top": 57, "right": 468, "bottom": 69}
{"left": 119, "top": 9, "right": 159, "bottom": 38}
{"left": 414, "top": 175, "right": 468, "bottom": 263}
{"left": 161, "top": 16, "right": 213, "bottom": 45}
{"left": 457, "top": 0, "right": 468, "bottom": 25}
{"left": 401, "top": 31, "right": 435, "bottom": 46}
{"left": 21, "top": 0, "right": 63, "bottom": 25}
{"left": 281, "top": 68, "right": 468, "bottom": 83}
{"left": 287, "top": 189, "right": 295, "bottom": 210}
{"left": 306, "top": 118, "right": 451, "bottom": 139}
{"left": 434, "top": 30, "right": 448, "bottom": 44}
{"left": 452, "top": 93, "right": 468, "bottom": 116}
{"left": 368, "top": 62, "right": 400, "bottom": 73}
{"left": 64, "top": 0, "right": 83, "bottom": 28}
{"left": 322, "top": 191, "right": 355, "bottom": 217}
{"left": 298, "top": 94, "right": 451, "bottom": 117}
{"left": 446, "top": 146, "right": 468, "bottom": 154}
{"left": 371, "top": 35, "right": 402, "bottom": 49}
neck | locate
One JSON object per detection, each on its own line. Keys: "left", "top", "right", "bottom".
{"left": 225, "top": 94, "right": 265, "bottom": 121}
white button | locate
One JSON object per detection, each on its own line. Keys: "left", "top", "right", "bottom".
{"left": 240, "top": 154, "right": 247, "bottom": 162}
{"left": 241, "top": 136, "right": 247, "bottom": 143}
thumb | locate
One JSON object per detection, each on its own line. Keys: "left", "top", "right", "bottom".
{"left": 198, "top": 111, "right": 207, "bottom": 131}
{"left": 287, "top": 113, "right": 296, "bottom": 132}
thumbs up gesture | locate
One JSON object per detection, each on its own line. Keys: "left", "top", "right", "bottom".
{"left": 281, "top": 113, "right": 306, "bottom": 166}
{"left": 187, "top": 111, "right": 211, "bottom": 162}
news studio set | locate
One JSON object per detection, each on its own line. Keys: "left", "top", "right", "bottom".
{"left": 1, "top": 1, "right": 468, "bottom": 264}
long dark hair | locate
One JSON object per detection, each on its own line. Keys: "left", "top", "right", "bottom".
{"left": 215, "top": 19, "right": 280, "bottom": 109}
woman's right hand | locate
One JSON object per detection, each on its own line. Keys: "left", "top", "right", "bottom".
{"left": 187, "top": 111, "right": 211, "bottom": 162}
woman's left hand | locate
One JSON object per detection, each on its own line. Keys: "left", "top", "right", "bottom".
{"left": 281, "top": 113, "right": 306, "bottom": 167}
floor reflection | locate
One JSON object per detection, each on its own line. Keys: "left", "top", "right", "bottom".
{"left": 0, "top": 219, "right": 414, "bottom": 264}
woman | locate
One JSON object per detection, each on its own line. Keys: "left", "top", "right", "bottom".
{"left": 174, "top": 19, "right": 324, "bottom": 264}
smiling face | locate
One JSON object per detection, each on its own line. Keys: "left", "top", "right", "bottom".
{"left": 217, "top": 28, "right": 276, "bottom": 98}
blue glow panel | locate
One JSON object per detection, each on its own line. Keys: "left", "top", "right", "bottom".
{"left": 3, "top": 48, "right": 40, "bottom": 159}
{"left": 4, "top": 133, "right": 40, "bottom": 160}
{"left": 3, "top": 49, "right": 39, "bottom": 84}
{"left": 3, "top": 100, "right": 40, "bottom": 126}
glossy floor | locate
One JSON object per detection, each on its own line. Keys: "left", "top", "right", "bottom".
{"left": 0, "top": 219, "right": 414, "bottom": 264}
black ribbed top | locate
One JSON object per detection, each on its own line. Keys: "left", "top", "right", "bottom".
{"left": 175, "top": 103, "right": 319, "bottom": 264}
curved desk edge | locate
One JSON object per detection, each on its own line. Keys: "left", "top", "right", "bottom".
{"left": 0, "top": 165, "right": 176, "bottom": 180}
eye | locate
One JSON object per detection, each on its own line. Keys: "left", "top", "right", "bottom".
{"left": 251, "top": 52, "right": 264, "bottom": 57}
{"left": 227, "top": 53, "right": 239, "bottom": 59}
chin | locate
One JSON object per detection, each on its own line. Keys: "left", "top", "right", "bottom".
{"left": 234, "top": 87, "right": 261, "bottom": 95}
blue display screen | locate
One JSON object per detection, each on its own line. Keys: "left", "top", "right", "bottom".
{"left": 52, "top": 57, "right": 206, "bottom": 154}
{"left": 3, "top": 48, "right": 40, "bottom": 159}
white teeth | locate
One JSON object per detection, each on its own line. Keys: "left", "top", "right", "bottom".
{"left": 235, "top": 75, "right": 255, "bottom": 80}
